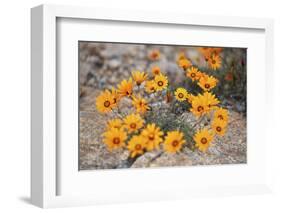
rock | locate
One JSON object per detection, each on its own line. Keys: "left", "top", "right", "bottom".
{"left": 108, "top": 59, "right": 121, "bottom": 69}
{"left": 79, "top": 105, "right": 130, "bottom": 170}
{"left": 131, "top": 150, "right": 193, "bottom": 168}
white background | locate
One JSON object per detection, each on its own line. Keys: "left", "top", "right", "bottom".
{"left": 0, "top": 0, "right": 280, "bottom": 212}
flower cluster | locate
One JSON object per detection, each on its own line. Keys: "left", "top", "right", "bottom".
{"left": 175, "top": 48, "right": 228, "bottom": 151}
{"left": 96, "top": 47, "right": 229, "bottom": 159}
{"left": 198, "top": 47, "right": 223, "bottom": 70}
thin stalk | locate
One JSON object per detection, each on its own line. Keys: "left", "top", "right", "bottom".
{"left": 191, "top": 115, "right": 205, "bottom": 130}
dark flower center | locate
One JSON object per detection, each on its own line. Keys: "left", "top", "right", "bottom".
{"left": 216, "top": 126, "right": 222, "bottom": 132}
{"left": 104, "top": 100, "right": 110, "bottom": 107}
{"left": 135, "top": 144, "right": 142, "bottom": 150}
{"left": 178, "top": 93, "right": 184, "bottom": 98}
{"left": 113, "top": 137, "right": 120, "bottom": 145}
{"left": 212, "top": 60, "right": 216, "bottom": 64}
{"left": 130, "top": 123, "right": 137, "bottom": 129}
{"left": 158, "top": 81, "right": 164, "bottom": 86}
{"left": 148, "top": 133, "right": 155, "bottom": 140}
{"left": 172, "top": 140, "right": 179, "bottom": 147}
{"left": 197, "top": 106, "right": 204, "bottom": 112}
{"left": 201, "top": 137, "right": 207, "bottom": 144}
{"left": 205, "top": 84, "right": 210, "bottom": 89}
{"left": 218, "top": 115, "right": 224, "bottom": 120}
{"left": 191, "top": 73, "right": 196, "bottom": 78}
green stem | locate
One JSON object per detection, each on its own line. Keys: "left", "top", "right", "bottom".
{"left": 191, "top": 115, "right": 205, "bottom": 130}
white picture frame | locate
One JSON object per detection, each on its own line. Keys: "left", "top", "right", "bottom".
{"left": 31, "top": 4, "right": 274, "bottom": 208}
